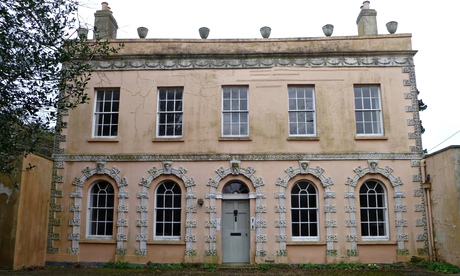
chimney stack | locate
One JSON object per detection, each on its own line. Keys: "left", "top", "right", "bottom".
{"left": 94, "top": 2, "right": 118, "bottom": 39}
{"left": 356, "top": 1, "right": 377, "bottom": 36}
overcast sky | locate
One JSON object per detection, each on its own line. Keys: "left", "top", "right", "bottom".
{"left": 78, "top": 0, "right": 460, "bottom": 154}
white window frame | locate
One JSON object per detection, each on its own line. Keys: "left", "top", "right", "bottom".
{"left": 290, "top": 181, "right": 319, "bottom": 241}
{"left": 154, "top": 181, "right": 182, "bottom": 240}
{"left": 354, "top": 85, "right": 383, "bottom": 136}
{"left": 86, "top": 181, "right": 115, "bottom": 239}
{"left": 359, "top": 180, "right": 389, "bottom": 241}
{"left": 288, "top": 86, "right": 316, "bottom": 137}
{"left": 93, "top": 89, "right": 120, "bottom": 138}
{"left": 221, "top": 86, "right": 249, "bottom": 137}
{"left": 156, "top": 87, "right": 183, "bottom": 138}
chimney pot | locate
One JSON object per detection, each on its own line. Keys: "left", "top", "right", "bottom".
{"left": 363, "top": 1, "right": 370, "bottom": 9}
{"left": 101, "top": 2, "right": 109, "bottom": 10}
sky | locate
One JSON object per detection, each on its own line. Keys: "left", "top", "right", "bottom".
{"left": 78, "top": 0, "right": 460, "bottom": 154}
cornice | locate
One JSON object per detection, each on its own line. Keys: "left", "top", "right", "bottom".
{"left": 88, "top": 53, "right": 416, "bottom": 71}
{"left": 53, "top": 152, "right": 423, "bottom": 162}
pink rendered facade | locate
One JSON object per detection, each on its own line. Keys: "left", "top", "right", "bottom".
{"left": 46, "top": 3, "right": 429, "bottom": 265}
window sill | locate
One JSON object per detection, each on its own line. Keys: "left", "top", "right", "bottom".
{"left": 355, "top": 136, "right": 388, "bottom": 140}
{"left": 358, "top": 240, "right": 396, "bottom": 245}
{"left": 87, "top": 138, "right": 119, "bottom": 142}
{"left": 147, "top": 240, "right": 185, "bottom": 245}
{"left": 286, "top": 241, "right": 325, "bottom": 246}
{"left": 152, "top": 138, "right": 184, "bottom": 142}
{"left": 287, "top": 137, "right": 319, "bottom": 141}
{"left": 219, "top": 137, "right": 252, "bottom": 141}
{"left": 79, "top": 239, "right": 116, "bottom": 244}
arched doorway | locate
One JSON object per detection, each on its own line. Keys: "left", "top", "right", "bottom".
{"left": 221, "top": 182, "right": 250, "bottom": 263}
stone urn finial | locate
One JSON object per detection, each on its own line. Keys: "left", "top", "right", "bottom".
{"left": 137, "top": 27, "right": 148, "bottom": 39}
{"left": 260, "top": 26, "right": 271, "bottom": 38}
{"left": 199, "top": 27, "right": 210, "bottom": 39}
{"left": 77, "top": 27, "right": 89, "bottom": 39}
{"left": 322, "top": 24, "right": 334, "bottom": 37}
{"left": 386, "top": 21, "right": 398, "bottom": 34}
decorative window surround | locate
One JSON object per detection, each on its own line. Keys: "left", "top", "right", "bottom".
{"left": 344, "top": 160, "right": 409, "bottom": 255}
{"left": 68, "top": 162, "right": 128, "bottom": 255}
{"left": 136, "top": 162, "right": 196, "bottom": 256}
{"left": 274, "top": 161, "right": 335, "bottom": 257}
{"left": 206, "top": 161, "right": 266, "bottom": 259}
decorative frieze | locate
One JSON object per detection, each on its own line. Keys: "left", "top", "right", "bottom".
{"left": 70, "top": 191, "right": 82, "bottom": 198}
{"left": 274, "top": 193, "right": 286, "bottom": 199}
{"left": 255, "top": 205, "right": 267, "bottom": 213}
{"left": 345, "top": 206, "right": 356, "bottom": 213}
{"left": 118, "top": 192, "right": 129, "bottom": 199}
{"left": 344, "top": 192, "right": 355, "bottom": 198}
{"left": 324, "top": 192, "right": 336, "bottom": 199}
{"left": 185, "top": 249, "right": 197, "bottom": 256}
{"left": 275, "top": 205, "right": 286, "bottom": 213}
{"left": 326, "top": 249, "right": 338, "bottom": 256}
{"left": 205, "top": 220, "right": 217, "bottom": 228}
{"left": 117, "top": 177, "right": 128, "bottom": 188}
{"left": 257, "top": 250, "right": 267, "bottom": 257}
{"left": 67, "top": 233, "right": 79, "bottom": 241}
{"left": 346, "top": 235, "right": 357, "bottom": 242}
{"left": 207, "top": 178, "right": 218, "bottom": 188}
{"left": 54, "top": 152, "right": 423, "bottom": 162}
{"left": 256, "top": 235, "right": 267, "bottom": 243}
{"left": 413, "top": 189, "right": 423, "bottom": 197}
{"left": 394, "top": 204, "right": 407, "bottom": 212}
{"left": 414, "top": 204, "right": 425, "bottom": 212}
{"left": 415, "top": 218, "right": 426, "bottom": 227}
{"left": 72, "top": 178, "right": 84, "bottom": 187}
{"left": 186, "top": 220, "right": 197, "bottom": 228}
{"left": 325, "top": 220, "right": 337, "bottom": 228}
{"left": 186, "top": 205, "right": 197, "bottom": 213}
{"left": 412, "top": 173, "right": 421, "bottom": 182}
{"left": 394, "top": 192, "right": 405, "bottom": 198}
{"left": 347, "top": 249, "right": 359, "bottom": 256}
{"left": 118, "top": 205, "right": 129, "bottom": 212}
{"left": 67, "top": 248, "right": 79, "bottom": 255}
{"left": 70, "top": 205, "right": 82, "bottom": 212}
{"left": 136, "top": 219, "right": 148, "bottom": 227}
{"left": 205, "top": 235, "right": 217, "bottom": 243}
{"left": 275, "top": 220, "right": 287, "bottom": 228}
{"left": 135, "top": 234, "right": 148, "bottom": 242}
{"left": 275, "top": 249, "right": 287, "bottom": 256}
{"left": 116, "top": 248, "right": 127, "bottom": 255}
{"left": 275, "top": 235, "right": 287, "bottom": 242}
{"left": 50, "top": 204, "right": 62, "bottom": 212}
{"left": 324, "top": 205, "right": 337, "bottom": 213}
{"left": 345, "top": 220, "right": 357, "bottom": 227}
{"left": 326, "top": 235, "right": 338, "bottom": 242}
{"left": 395, "top": 219, "right": 408, "bottom": 227}
{"left": 136, "top": 192, "right": 149, "bottom": 199}
{"left": 416, "top": 233, "right": 428, "bottom": 241}
{"left": 185, "top": 178, "right": 196, "bottom": 187}
{"left": 397, "top": 249, "right": 410, "bottom": 256}
{"left": 185, "top": 235, "right": 196, "bottom": 242}
{"left": 116, "top": 234, "right": 128, "bottom": 241}
{"left": 205, "top": 206, "right": 216, "bottom": 213}
{"left": 256, "top": 220, "right": 267, "bottom": 228}
{"left": 68, "top": 219, "right": 79, "bottom": 226}
{"left": 136, "top": 205, "right": 148, "bottom": 213}
{"left": 396, "top": 234, "right": 409, "bottom": 242}
{"left": 135, "top": 249, "right": 147, "bottom": 256}
{"left": 205, "top": 250, "right": 217, "bottom": 256}
{"left": 117, "top": 219, "right": 128, "bottom": 227}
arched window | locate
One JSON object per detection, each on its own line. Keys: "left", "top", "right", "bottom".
{"left": 291, "top": 181, "right": 318, "bottom": 241}
{"left": 223, "top": 182, "right": 249, "bottom": 194}
{"left": 359, "top": 180, "right": 388, "bottom": 240}
{"left": 88, "top": 181, "right": 114, "bottom": 238}
{"left": 155, "top": 181, "right": 181, "bottom": 240}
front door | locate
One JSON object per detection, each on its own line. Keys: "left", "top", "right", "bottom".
{"left": 222, "top": 200, "right": 250, "bottom": 263}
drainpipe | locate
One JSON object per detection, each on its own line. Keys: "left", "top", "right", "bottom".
{"left": 421, "top": 159, "right": 435, "bottom": 261}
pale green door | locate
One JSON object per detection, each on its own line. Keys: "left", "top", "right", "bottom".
{"left": 222, "top": 200, "right": 250, "bottom": 263}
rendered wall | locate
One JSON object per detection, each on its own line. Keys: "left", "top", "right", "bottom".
{"left": 0, "top": 154, "right": 53, "bottom": 270}
{"left": 425, "top": 147, "right": 460, "bottom": 266}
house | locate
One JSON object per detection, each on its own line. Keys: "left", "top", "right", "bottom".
{"left": 46, "top": 1, "right": 428, "bottom": 265}
{"left": 423, "top": 146, "right": 460, "bottom": 266}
